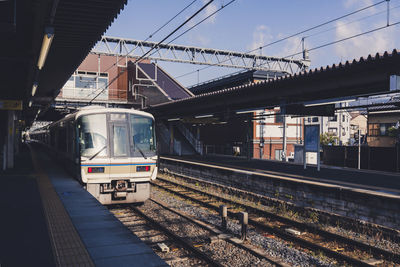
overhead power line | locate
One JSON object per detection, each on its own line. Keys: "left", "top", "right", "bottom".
{"left": 100, "top": 0, "right": 199, "bottom": 75}
{"left": 147, "top": 0, "right": 198, "bottom": 40}
{"left": 132, "top": 0, "right": 215, "bottom": 64}
{"left": 305, "top": 3, "right": 400, "bottom": 40}
{"left": 284, "top": 20, "right": 400, "bottom": 59}
{"left": 89, "top": 0, "right": 217, "bottom": 103}
{"left": 247, "top": 0, "right": 387, "bottom": 53}
{"left": 175, "top": 0, "right": 387, "bottom": 80}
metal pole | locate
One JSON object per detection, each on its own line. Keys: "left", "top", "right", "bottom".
{"left": 304, "top": 125, "right": 307, "bottom": 170}
{"left": 358, "top": 129, "right": 361, "bottom": 169}
{"left": 282, "top": 114, "right": 287, "bottom": 162}
{"left": 219, "top": 205, "right": 227, "bottom": 230}
{"left": 239, "top": 212, "right": 248, "bottom": 240}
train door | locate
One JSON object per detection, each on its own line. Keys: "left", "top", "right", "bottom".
{"left": 109, "top": 121, "right": 131, "bottom": 182}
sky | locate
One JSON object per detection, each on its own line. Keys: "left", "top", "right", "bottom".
{"left": 102, "top": 0, "right": 400, "bottom": 87}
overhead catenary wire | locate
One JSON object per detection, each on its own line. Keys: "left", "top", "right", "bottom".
{"left": 284, "top": 20, "right": 400, "bottom": 59}
{"left": 149, "top": 0, "right": 236, "bottom": 57}
{"left": 304, "top": 2, "right": 400, "bottom": 40}
{"left": 99, "top": 0, "right": 200, "bottom": 77}
{"left": 175, "top": 0, "right": 387, "bottom": 79}
{"left": 132, "top": 0, "right": 215, "bottom": 64}
{"left": 89, "top": 0, "right": 216, "bottom": 103}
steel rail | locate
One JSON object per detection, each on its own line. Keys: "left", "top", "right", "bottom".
{"left": 149, "top": 198, "right": 290, "bottom": 267}
{"left": 130, "top": 205, "right": 225, "bottom": 267}
{"left": 153, "top": 176, "right": 400, "bottom": 266}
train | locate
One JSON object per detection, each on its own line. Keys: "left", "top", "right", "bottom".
{"left": 29, "top": 106, "right": 158, "bottom": 205}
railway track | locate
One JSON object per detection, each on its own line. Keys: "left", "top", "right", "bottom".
{"left": 152, "top": 172, "right": 400, "bottom": 267}
{"left": 109, "top": 204, "right": 218, "bottom": 266}
{"left": 109, "top": 199, "right": 283, "bottom": 266}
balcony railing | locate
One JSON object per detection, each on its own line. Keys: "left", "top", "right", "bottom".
{"left": 57, "top": 87, "right": 128, "bottom": 102}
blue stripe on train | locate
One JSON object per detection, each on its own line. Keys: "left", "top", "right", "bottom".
{"left": 81, "top": 163, "right": 156, "bottom": 167}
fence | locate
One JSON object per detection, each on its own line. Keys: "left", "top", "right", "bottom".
{"left": 322, "top": 145, "right": 399, "bottom": 172}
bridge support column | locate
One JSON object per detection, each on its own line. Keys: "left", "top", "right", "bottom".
{"left": 169, "top": 123, "right": 174, "bottom": 155}
{"left": 5, "top": 110, "right": 16, "bottom": 169}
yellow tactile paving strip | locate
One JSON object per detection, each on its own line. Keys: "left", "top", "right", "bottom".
{"left": 30, "top": 147, "right": 95, "bottom": 267}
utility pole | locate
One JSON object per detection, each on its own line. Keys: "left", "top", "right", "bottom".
{"left": 282, "top": 114, "right": 287, "bottom": 162}
{"left": 358, "top": 128, "right": 361, "bottom": 169}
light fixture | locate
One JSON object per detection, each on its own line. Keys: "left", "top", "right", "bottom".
{"left": 167, "top": 118, "right": 180, "bottom": 121}
{"left": 31, "top": 82, "right": 38, "bottom": 96}
{"left": 37, "top": 27, "right": 54, "bottom": 70}
{"left": 28, "top": 100, "right": 33, "bottom": 107}
{"left": 369, "top": 109, "right": 400, "bottom": 114}
{"left": 304, "top": 99, "right": 355, "bottom": 107}
{"left": 236, "top": 109, "right": 259, "bottom": 114}
{"left": 195, "top": 114, "right": 213, "bottom": 119}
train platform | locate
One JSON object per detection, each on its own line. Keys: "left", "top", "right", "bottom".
{"left": 161, "top": 154, "right": 400, "bottom": 196}
{"left": 0, "top": 144, "right": 167, "bottom": 267}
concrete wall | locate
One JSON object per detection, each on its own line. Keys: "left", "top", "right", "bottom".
{"left": 160, "top": 158, "right": 400, "bottom": 230}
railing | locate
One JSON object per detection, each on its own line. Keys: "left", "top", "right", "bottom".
{"left": 175, "top": 123, "right": 203, "bottom": 155}
{"left": 57, "top": 87, "right": 129, "bottom": 102}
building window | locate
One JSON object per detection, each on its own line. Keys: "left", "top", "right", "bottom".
{"left": 312, "top": 117, "right": 319, "bottom": 122}
{"left": 275, "top": 114, "right": 283, "bottom": 123}
{"left": 62, "top": 72, "right": 109, "bottom": 100}
{"left": 328, "top": 127, "right": 337, "bottom": 135}
{"left": 342, "top": 115, "right": 345, "bottom": 122}
{"left": 329, "top": 115, "right": 337, "bottom": 121}
{"left": 368, "top": 123, "right": 396, "bottom": 136}
{"left": 75, "top": 76, "right": 97, "bottom": 89}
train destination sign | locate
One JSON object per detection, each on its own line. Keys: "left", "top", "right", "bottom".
{"left": 0, "top": 100, "right": 23, "bottom": 110}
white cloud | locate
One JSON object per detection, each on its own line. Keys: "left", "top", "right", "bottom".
{"left": 203, "top": 0, "right": 218, "bottom": 24}
{"left": 185, "top": 0, "right": 218, "bottom": 28}
{"left": 247, "top": 25, "right": 274, "bottom": 53}
{"left": 334, "top": 20, "right": 395, "bottom": 60}
{"left": 192, "top": 34, "right": 211, "bottom": 46}
{"left": 277, "top": 37, "right": 303, "bottom": 58}
{"left": 344, "top": 0, "right": 375, "bottom": 10}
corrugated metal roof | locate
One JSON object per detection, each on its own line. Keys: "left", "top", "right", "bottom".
{"left": 147, "top": 49, "right": 400, "bottom": 118}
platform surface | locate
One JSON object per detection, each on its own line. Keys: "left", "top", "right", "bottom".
{"left": 162, "top": 154, "right": 400, "bottom": 196}
{"left": 1, "top": 144, "right": 167, "bottom": 267}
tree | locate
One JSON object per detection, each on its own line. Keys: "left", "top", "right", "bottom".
{"left": 388, "top": 126, "right": 399, "bottom": 137}
{"left": 320, "top": 132, "right": 339, "bottom": 146}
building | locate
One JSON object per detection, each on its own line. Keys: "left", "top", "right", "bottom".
{"left": 305, "top": 109, "right": 352, "bottom": 145}
{"left": 349, "top": 112, "right": 367, "bottom": 144}
{"left": 56, "top": 53, "right": 193, "bottom": 109}
{"left": 367, "top": 101, "right": 400, "bottom": 147}
{"left": 254, "top": 108, "right": 303, "bottom": 160}
{"left": 189, "top": 70, "right": 303, "bottom": 160}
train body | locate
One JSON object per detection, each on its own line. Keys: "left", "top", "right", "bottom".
{"left": 30, "top": 106, "right": 158, "bottom": 204}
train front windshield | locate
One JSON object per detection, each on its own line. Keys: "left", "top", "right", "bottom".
{"left": 130, "top": 115, "right": 156, "bottom": 157}
{"left": 78, "top": 114, "right": 108, "bottom": 158}
{"left": 78, "top": 113, "right": 156, "bottom": 158}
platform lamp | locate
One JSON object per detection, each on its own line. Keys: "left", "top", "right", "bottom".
{"left": 37, "top": 27, "right": 54, "bottom": 70}
{"left": 31, "top": 82, "right": 38, "bottom": 96}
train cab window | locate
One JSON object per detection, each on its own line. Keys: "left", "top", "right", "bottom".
{"left": 77, "top": 114, "right": 107, "bottom": 158}
{"left": 113, "top": 125, "right": 128, "bottom": 157}
{"left": 130, "top": 115, "right": 156, "bottom": 157}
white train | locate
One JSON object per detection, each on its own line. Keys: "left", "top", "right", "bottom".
{"left": 30, "top": 106, "right": 158, "bottom": 204}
